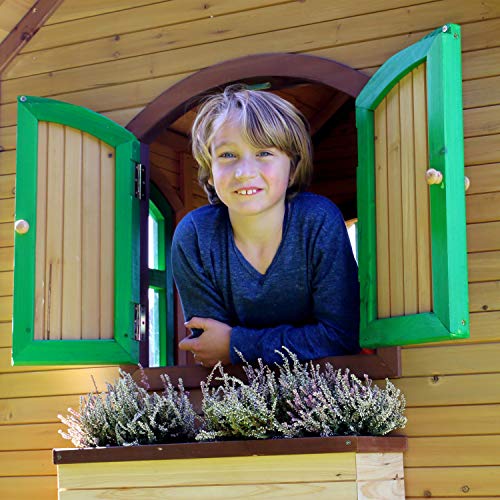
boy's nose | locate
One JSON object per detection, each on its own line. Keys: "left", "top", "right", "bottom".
{"left": 234, "top": 158, "right": 258, "bottom": 179}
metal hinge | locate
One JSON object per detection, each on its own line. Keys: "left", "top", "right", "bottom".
{"left": 134, "top": 162, "right": 146, "bottom": 200}
{"left": 134, "top": 303, "right": 146, "bottom": 341}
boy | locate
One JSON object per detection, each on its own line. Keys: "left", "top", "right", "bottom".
{"left": 171, "top": 85, "right": 360, "bottom": 367}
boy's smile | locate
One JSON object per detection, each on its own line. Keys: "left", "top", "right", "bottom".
{"left": 209, "top": 120, "right": 291, "bottom": 219}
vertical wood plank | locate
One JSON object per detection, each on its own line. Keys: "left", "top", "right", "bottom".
{"left": 413, "top": 64, "right": 432, "bottom": 313}
{"left": 81, "top": 133, "right": 100, "bottom": 339}
{"left": 44, "top": 123, "right": 65, "bottom": 340}
{"left": 34, "top": 122, "right": 48, "bottom": 340}
{"left": 61, "top": 127, "right": 82, "bottom": 340}
{"left": 179, "top": 153, "right": 193, "bottom": 211}
{"left": 386, "top": 83, "right": 404, "bottom": 316}
{"left": 100, "top": 142, "right": 115, "bottom": 340}
{"left": 374, "top": 98, "right": 390, "bottom": 318}
{"left": 356, "top": 453, "right": 404, "bottom": 481}
{"left": 356, "top": 452, "right": 405, "bottom": 500}
{"left": 399, "top": 72, "right": 418, "bottom": 315}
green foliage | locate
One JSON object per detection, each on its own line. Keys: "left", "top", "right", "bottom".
{"left": 58, "top": 369, "right": 197, "bottom": 447}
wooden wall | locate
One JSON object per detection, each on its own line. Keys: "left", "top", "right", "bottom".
{"left": 0, "top": 0, "right": 499, "bottom": 498}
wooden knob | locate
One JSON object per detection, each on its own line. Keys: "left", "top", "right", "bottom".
{"left": 426, "top": 168, "right": 443, "bottom": 185}
{"left": 15, "top": 220, "right": 30, "bottom": 234}
{"left": 464, "top": 176, "right": 470, "bottom": 191}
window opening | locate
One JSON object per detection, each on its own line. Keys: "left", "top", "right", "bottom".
{"left": 147, "top": 185, "right": 174, "bottom": 367}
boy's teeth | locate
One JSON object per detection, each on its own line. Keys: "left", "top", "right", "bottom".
{"left": 239, "top": 189, "right": 257, "bottom": 195}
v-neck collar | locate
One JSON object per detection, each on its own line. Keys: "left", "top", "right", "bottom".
{"left": 228, "top": 202, "right": 291, "bottom": 280}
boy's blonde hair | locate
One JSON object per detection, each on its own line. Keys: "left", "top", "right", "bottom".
{"left": 191, "top": 84, "right": 313, "bottom": 204}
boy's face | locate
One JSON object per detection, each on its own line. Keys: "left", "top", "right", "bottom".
{"left": 209, "top": 119, "right": 291, "bottom": 219}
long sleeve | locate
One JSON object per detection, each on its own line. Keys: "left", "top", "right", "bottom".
{"left": 171, "top": 213, "right": 232, "bottom": 334}
{"left": 229, "top": 201, "right": 360, "bottom": 364}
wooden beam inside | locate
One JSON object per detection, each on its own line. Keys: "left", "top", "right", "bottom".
{"left": 309, "top": 92, "right": 351, "bottom": 136}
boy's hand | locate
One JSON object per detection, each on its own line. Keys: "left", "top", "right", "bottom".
{"left": 179, "top": 317, "right": 232, "bottom": 367}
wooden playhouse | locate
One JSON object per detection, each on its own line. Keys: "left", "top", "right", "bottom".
{"left": 0, "top": 0, "right": 499, "bottom": 498}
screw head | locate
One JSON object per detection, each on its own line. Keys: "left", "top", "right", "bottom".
{"left": 345, "top": 440, "right": 351, "bottom": 446}
{"left": 20, "top": 96, "right": 27, "bottom": 102}
{"left": 442, "top": 24, "right": 448, "bottom": 32}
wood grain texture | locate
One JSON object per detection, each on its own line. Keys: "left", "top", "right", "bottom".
{"left": 467, "top": 192, "right": 500, "bottom": 223}
{"left": 356, "top": 453, "right": 404, "bottom": 481}
{"left": 0, "top": 222, "right": 14, "bottom": 247}
{"left": 0, "top": 270, "right": 13, "bottom": 296}
{"left": 58, "top": 453, "right": 357, "bottom": 489}
{"left": 81, "top": 132, "right": 101, "bottom": 340}
{"left": 405, "top": 466, "right": 500, "bottom": 497}
{"left": 412, "top": 64, "right": 432, "bottom": 313}
{"left": 0, "top": 449, "right": 55, "bottom": 476}
{"left": 400, "top": 71, "right": 418, "bottom": 315}
{"left": 61, "top": 127, "right": 82, "bottom": 340}
{"left": 393, "top": 372, "right": 500, "bottom": 407}
{"left": 0, "top": 199, "right": 15, "bottom": 223}
{"left": 0, "top": 476, "right": 57, "bottom": 500}
{"left": 58, "top": 482, "right": 358, "bottom": 499}
{"left": 0, "top": 366, "right": 122, "bottom": 398}
{"left": 404, "top": 404, "right": 500, "bottom": 436}
{"left": 405, "top": 435, "right": 500, "bottom": 467}
{"left": 468, "top": 251, "right": 500, "bottom": 282}
{"left": 469, "top": 281, "right": 500, "bottom": 312}
{"left": 3, "top": 0, "right": 500, "bottom": 109}
{"left": 386, "top": 82, "right": 404, "bottom": 316}
{"left": 0, "top": 394, "right": 83, "bottom": 425}
{"left": 34, "top": 122, "right": 48, "bottom": 340}
{"left": 374, "top": 97, "right": 390, "bottom": 317}
{"left": 0, "top": 422, "right": 67, "bottom": 450}
{"left": 99, "top": 142, "right": 114, "bottom": 340}
{"left": 467, "top": 221, "right": 500, "bottom": 252}
{"left": 357, "top": 478, "right": 405, "bottom": 500}
{"left": 465, "top": 163, "right": 500, "bottom": 195}
{"left": 401, "top": 343, "right": 500, "bottom": 376}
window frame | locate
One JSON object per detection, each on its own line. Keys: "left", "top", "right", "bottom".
{"left": 146, "top": 183, "right": 175, "bottom": 367}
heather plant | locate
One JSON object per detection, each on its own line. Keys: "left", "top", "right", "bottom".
{"left": 196, "top": 357, "right": 283, "bottom": 441}
{"left": 276, "top": 351, "right": 345, "bottom": 437}
{"left": 198, "top": 349, "right": 406, "bottom": 441}
{"left": 280, "top": 357, "right": 407, "bottom": 437}
{"left": 322, "top": 365, "right": 407, "bottom": 436}
{"left": 58, "top": 369, "right": 197, "bottom": 448}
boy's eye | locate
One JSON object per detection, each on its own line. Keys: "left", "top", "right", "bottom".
{"left": 219, "top": 152, "right": 236, "bottom": 159}
{"left": 257, "top": 151, "right": 273, "bottom": 157}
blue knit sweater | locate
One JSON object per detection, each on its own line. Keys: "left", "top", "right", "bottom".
{"left": 171, "top": 192, "right": 360, "bottom": 364}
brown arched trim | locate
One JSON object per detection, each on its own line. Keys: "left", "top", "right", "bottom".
{"left": 127, "top": 53, "right": 369, "bottom": 143}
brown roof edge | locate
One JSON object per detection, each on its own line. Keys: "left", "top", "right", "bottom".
{"left": 53, "top": 435, "right": 407, "bottom": 465}
{"left": 0, "top": 0, "right": 64, "bottom": 75}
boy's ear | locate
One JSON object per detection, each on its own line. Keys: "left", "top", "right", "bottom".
{"left": 208, "top": 176, "right": 214, "bottom": 187}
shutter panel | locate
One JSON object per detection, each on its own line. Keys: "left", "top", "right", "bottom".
{"left": 356, "top": 23, "right": 469, "bottom": 347}
{"left": 12, "top": 96, "right": 142, "bottom": 364}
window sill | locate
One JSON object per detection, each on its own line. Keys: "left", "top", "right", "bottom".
{"left": 135, "top": 347, "right": 401, "bottom": 394}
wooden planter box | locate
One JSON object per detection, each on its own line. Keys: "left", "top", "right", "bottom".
{"left": 54, "top": 436, "right": 407, "bottom": 499}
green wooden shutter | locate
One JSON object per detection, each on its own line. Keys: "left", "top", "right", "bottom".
{"left": 12, "top": 96, "right": 142, "bottom": 365}
{"left": 356, "top": 23, "right": 469, "bottom": 348}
